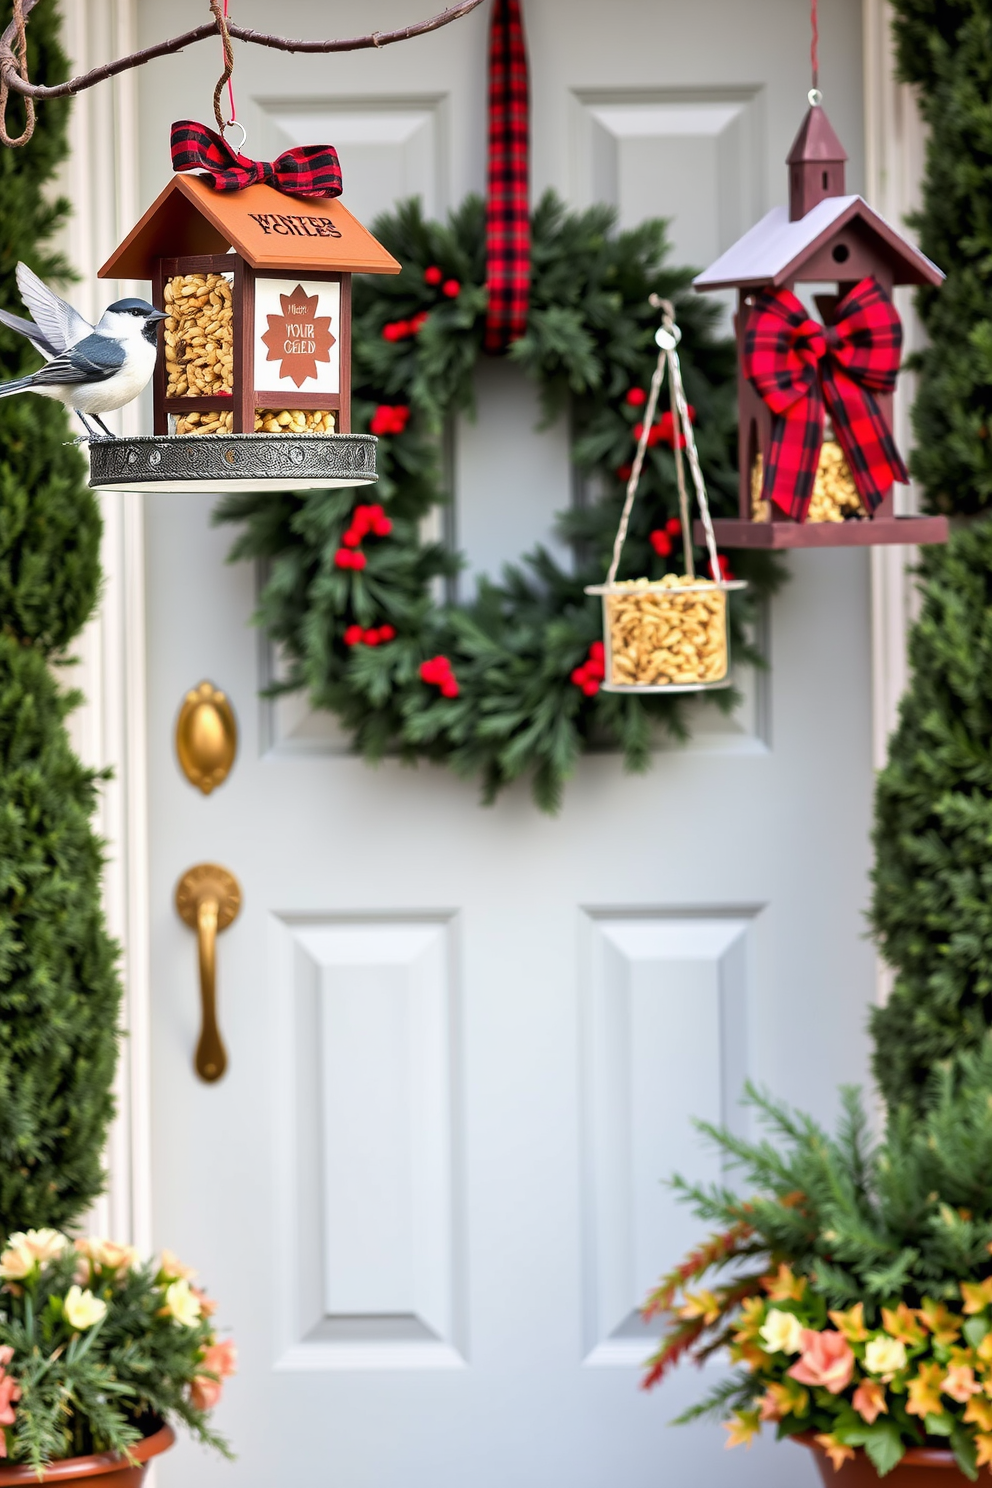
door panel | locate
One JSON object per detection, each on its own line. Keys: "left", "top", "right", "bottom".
{"left": 138, "top": 3, "right": 867, "bottom": 1485}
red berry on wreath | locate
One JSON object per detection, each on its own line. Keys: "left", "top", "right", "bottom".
{"left": 378, "top": 624, "right": 396, "bottom": 642}
{"left": 424, "top": 265, "right": 443, "bottom": 286}
{"left": 616, "top": 463, "right": 632, "bottom": 482}
{"left": 410, "top": 311, "right": 429, "bottom": 332}
{"left": 343, "top": 624, "right": 364, "bottom": 645}
{"left": 442, "top": 278, "right": 461, "bottom": 298}
{"left": 342, "top": 528, "right": 362, "bottom": 547}
{"left": 665, "top": 516, "right": 682, "bottom": 538}
{"left": 649, "top": 529, "right": 673, "bottom": 557}
{"left": 364, "top": 628, "right": 381, "bottom": 646}
{"left": 440, "top": 678, "right": 459, "bottom": 698}
{"left": 625, "top": 387, "right": 647, "bottom": 407}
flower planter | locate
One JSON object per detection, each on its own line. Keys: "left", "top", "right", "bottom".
{"left": 0, "top": 1424, "right": 174, "bottom": 1488}
{"left": 798, "top": 1432, "right": 963, "bottom": 1485}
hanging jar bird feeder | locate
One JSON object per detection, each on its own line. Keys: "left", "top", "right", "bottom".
{"left": 586, "top": 303, "right": 746, "bottom": 693}
{"left": 89, "top": 118, "right": 400, "bottom": 494}
{"left": 693, "top": 92, "right": 947, "bottom": 549}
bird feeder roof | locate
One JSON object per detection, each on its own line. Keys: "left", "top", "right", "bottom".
{"left": 693, "top": 195, "right": 942, "bottom": 292}
{"left": 98, "top": 174, "right": 401, "bottom": 281}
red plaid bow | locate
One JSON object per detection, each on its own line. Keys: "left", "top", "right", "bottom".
{"left": 485, "top": 0, "right": 530, "bottom": 352}
{"left": 742, "top": 276, "right": 907, "bottom": 520}
{"left": 171, "top": 120, "right": 343, "bottom": 200}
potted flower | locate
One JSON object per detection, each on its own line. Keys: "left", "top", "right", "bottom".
{"left": 0, "top": 1229, "right": 234, "bottom": 1482}
{"left": 642, "top": 1042, "right": 992, "bottom": 1481}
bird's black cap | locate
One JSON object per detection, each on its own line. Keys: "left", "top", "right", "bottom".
{"left": 107, "top": 297, "right": 161, "bottom": 316}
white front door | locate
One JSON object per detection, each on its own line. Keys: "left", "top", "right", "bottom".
{"left": 133, "top": 2, "right": 871, "bottom": 1484}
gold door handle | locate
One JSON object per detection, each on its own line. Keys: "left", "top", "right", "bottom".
{"left": 175, "top": 864, "right": 241, "bottom": 1083}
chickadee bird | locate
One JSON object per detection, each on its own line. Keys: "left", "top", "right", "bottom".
{"left": 0, "top": 262, "right": 166, "bottom": 440}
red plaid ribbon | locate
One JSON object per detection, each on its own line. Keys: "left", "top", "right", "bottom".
{"left": 171, "top": 120, "right": 343, "bottom": 200}
{"left": 742, "top": 276, "right": 907, "bottom": 520}
{"left": 485, "top": 0, "right": 530, "bottom": 352}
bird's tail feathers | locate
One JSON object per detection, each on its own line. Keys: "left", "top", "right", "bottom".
{"left": 0, "top": 374, "right": 39, "bottom": 398}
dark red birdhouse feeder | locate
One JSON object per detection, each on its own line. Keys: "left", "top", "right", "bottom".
{"left": 693, "top": 104, "right": 947, "bottom": 548}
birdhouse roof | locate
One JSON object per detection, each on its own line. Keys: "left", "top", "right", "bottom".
{"left": 693, "top": 195, "right": 942, "bottom": 292}
{"left": 786, "top": 105, "right": 848, "bottom": 165}
{"left": 98, "top": 175, "right": 401, "bottom": 281}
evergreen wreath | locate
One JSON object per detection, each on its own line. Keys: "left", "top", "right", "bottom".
{"left": 217, "top": 193, "right": 784, "bottom": 811}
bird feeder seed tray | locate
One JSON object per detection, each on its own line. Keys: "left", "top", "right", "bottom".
{"left": 586, "top": 575, "right": 746, "bottom": 693}
{"left": 88, "top": 174, "right": 400, "bottom": 493}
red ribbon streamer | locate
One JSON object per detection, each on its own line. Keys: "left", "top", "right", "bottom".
{"left": 485, "top": 0, "right": 530, "bottom": 352}
{"left": 171, "top": 120, "right": 343, "bottom": 200}
{"left": 742, "top": 276, "right": 908, "bottom": 521}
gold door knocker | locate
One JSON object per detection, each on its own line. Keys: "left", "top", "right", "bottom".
{"left": 175, "top": 681, "right": 237, "bottom": 795}
{"left": 175, "top": 864, "right": 241, "bottom": 1083}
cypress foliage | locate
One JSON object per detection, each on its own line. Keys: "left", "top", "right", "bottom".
{"left": 889, "top": 1, "right": 992, "bottom": 516}
{"left": 0, "top": 3, "right": 121, "bottom": 1236}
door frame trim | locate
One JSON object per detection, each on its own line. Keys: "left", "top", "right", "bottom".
{"left": 62, "top": 0, "right": 920, "bottom": 1243}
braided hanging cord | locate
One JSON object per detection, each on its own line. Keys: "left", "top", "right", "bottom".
{"left": 0, "top": 0, "right": 33, "bottom": 148}
{"left": 209, "top": 0, "right": 235, "bottom": 134}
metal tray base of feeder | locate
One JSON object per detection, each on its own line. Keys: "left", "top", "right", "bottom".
{"left": 88, "top": 432, "right": 378, "bottom": 493}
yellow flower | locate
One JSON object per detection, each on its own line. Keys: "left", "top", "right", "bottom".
{"left": 881, "top": 1302, "right": 925, "bottom": 1346}
{"left": 919, "top": 1298, "right": 961, "bottom": 1346}
{"left": 906, "top": 1361, "right": 946, "bottom": 1419}
{"left": 759, "top": 1308, "right": 804, "bottom": 1355}
{"left": 160, "top": 1250, "right": 196, "bottom": 1283}
{"left": 724, "top": 1410, "right": 761, "bottom": 1450}
{"left": 942, "top": 1365, "right": 982, "bottom": 1404}
{"left": 762, "top": 1265, "right": 806, "bottom": 1303}
{"left": 63, "top": 1286, "right": 107, "bottom": 1330}
{"left": 976, "top": 1433, "right": 992, "bottom": 1469}
{"left": 977, "top": 1332, "right": 992, "bottom": 1368}
{"left": 864, "top": 1335, "right": 908, "bottom": 1377}
{"left": 961, "top": 1279, "right": 992, "bottom": 1315}
{"left": 814, "top": 1433, "right": 856, "bottom": 1472}
{"left": 0, "top": 1242, "right": 32, "bottom": 1281}
{"left": 732, "top": 1295, "right": 765, "bottom": 1343}
{"left": 679, "top": 1290, "right": 721, "bottom": 1325}
{"left": 164, "top": 1278, "right": 201, "bottom": 1327}
{"left": 829, "top": 1303, "right": 869, "bottom": 1343}
{"left": 964, "top": 1396, "right": 992, "bottom": 1432}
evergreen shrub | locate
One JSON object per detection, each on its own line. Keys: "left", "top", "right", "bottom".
{"left": 0, "top": 2, "right": 121, "bottom": 1237}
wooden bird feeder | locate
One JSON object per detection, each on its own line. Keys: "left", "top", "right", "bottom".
{"left": 693, "top": 104, "right": 948, "bottom": 548}
{"left": 89, "top": 175, "right": 400, "bottom": 492}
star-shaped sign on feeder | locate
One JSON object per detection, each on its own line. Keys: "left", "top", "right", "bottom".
{"left": 261, "top": 286, "right": 336, "bottom": 387}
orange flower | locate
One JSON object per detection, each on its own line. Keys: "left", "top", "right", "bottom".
{"left": 679, "top": 1290, "right": 721, "bottom": 1324}
{"left": 906, "top": 1361, "right": 945, "bottom": 1419}
{"left": 201, "top": 1340, "right": 237, "bottom": 1378}
{"left": 942, "top": 1365, "right": 982, "bottom": 1403}
{"left": 788, "top": 1330, "right": 855, "bottom": 1394}
{"left": 762, "top": 1265, "right": 806, "bottom": 1303}
{"left": 961, "top": 1279, "right": 992, "bottom": 1315}
{"left": 829, "top": 1303, "right": 869, "bottom": 1343}
{"left": 724, "top": 1411, "right": 761, "bottom": 1449}
{"left": 964, "top": 1396, "right": 992, "bottom": 1433}
{"left": 190, "top": 1375, "right": 222, "bottom": 1411}
{"left": 881, "top": 1301, "right": 925, "bottom": 1346}
{"left": 852, "top": 1379, "right": 888, "bottom": 1424}
{"left": 976, "top": 1433, "right": 992, "bottom": 1469}
{"left": 815, "top": 1434, "right": 856, "bottom": 1472}
{"left": 759, "top": 1380, "right": 809, "bottom": 1422}
{"left": 0, "top": 1349, "right": 21, "bottom": 1457}
{"left": 919, "top": 1298, "right": 961, "bottom": 1346}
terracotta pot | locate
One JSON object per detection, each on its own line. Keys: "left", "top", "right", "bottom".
{"left": 797, "top": 1431, "right": 964, "bottom": 1485}
{"left": 0, "top": 1424, "right": 174, "bottom": 1488}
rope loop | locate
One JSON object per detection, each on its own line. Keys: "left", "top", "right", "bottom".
{"left": 209, "top": 0, "right": 235, "bottom": 133}
{"left": 0, "top": 0, "right": 35, "bottom": 149}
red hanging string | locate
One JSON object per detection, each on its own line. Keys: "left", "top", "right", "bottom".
{"left": 810, "top": 0, "right": 819, "bottom": 94}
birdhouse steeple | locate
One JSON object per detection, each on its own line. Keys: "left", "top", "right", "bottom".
{"left": 787, "top": 104, "right": 848, "bottom": 220}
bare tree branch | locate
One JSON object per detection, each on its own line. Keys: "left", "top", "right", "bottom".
{"left": 0, "top": 0, "right": 484, "bottom": 103}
